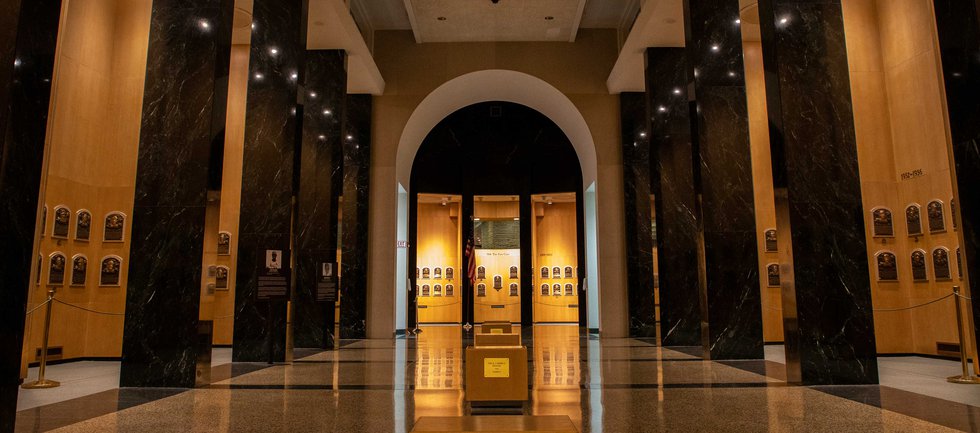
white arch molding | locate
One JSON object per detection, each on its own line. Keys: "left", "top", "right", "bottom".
{"left": 393, "top": 69, "right": 602, "bottom": 330}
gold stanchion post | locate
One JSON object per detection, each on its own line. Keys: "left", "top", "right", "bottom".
{"left": 948, "top": 286, "right": 980, "bottom": 384}
{"left": 22, "top": 288, "right": 61, "bottom": 389}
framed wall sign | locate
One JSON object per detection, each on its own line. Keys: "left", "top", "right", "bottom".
{"left": 52, "top": 206, "right": 70, "bottom": 239}
{"left": 764, "top": 229, "right": 777, "bottom": 252}
{"left": 905, "top": 204, "right": 922, "bottom": 236}
{"left": 76, "top": 209, "right": 92, "bottom": 241}
{"left": 48, "top": 252, "right": 66, "bottom": 285}
{"left": 104, "top": 212, "right": 126, "bottom": 242}
{"left": 766, "top": 264, "right": 780, "bottom": 287}
{"left": 933, "top": 247, "right": 952, "bottom": 281}
{"left": 872, "top": 208, "right": 894, "bottom": 237}
{"left": 71, "top": 254, "right": 87, "bottom": 286}
{"left": 876, "top": 251, "right": 898, "bottom": 281}
{"left": 911, "top": 250, "right": 928, "bottom": 282}
{"left": 100, "top": 256, "right": 122, "bottom": 286}
{"left": 217, "top": 232, "right": 231, "bottom": 255}
{"left": 927, "top": 200, "right": 946, "bottom": 233}
{"left": 215, "top": 266, "right": 229, "bottom": 289}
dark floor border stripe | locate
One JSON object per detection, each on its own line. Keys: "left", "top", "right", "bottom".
{"left": 812, "top": 385, "right": 980, "bottom": 432}
{"left": 205, "top": 382, "right": 780, "bottom": 391}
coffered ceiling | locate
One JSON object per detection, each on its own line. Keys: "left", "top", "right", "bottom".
{"left": 354, "top": 0, "right": 636, "bottom": 42}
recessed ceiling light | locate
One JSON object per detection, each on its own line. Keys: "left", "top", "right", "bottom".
{"left": 437, "top": 16, "right": 447, "bottom": 21}
{"left": 545, "top": 16, "right": 554, "bottom": 20}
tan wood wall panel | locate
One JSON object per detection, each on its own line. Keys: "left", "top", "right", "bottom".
{"left": 417, "top": 201, "right": 462, "bottom": 323}
{"left": 532, "top": 201, "right": 578, "bottom": 323}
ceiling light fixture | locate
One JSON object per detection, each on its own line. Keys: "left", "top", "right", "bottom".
{"left": 437, "top": 16, "right": 447, "bottom": 21}
{"left": 545, "top": 16, "right": 554, "bottom": 21}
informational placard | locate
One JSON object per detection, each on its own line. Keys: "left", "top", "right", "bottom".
{"left": 316, "top": 261, "right": 338, "bottom": 302}
{"left": 257, "top": 249, "right": 289, "bottom": 300}
{"left": 484, "top": 358, "right": 510, "bottom": 378}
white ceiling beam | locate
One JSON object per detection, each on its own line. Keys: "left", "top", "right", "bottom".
{"left": 403, "top": 0, "right": 423, "bottom": 43}
{"left": 569, "top": 0, "right": 587, "bottom": 42}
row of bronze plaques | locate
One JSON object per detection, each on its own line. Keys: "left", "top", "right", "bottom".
{"left": 872, "top": 200, "right": 955, "bottom": 238}
{"left": 540, "top": 283, "right": 576, "bottom": 297}
{"left": 417, "top": 266, "right": 455, "bottom": 280}
{"left": 38, "top": 252, "right": 122, "bottom": 287}
{"left": 477, "top": 283, "right": 520, "bottom": 297}
{"left": 876, "top": 248, "right": 962, "bottom": 282}
{"left": 418, "top": 284, "right": 455, "bottom": 297}
{"left": 39, "top": 206, "right": 126, "bottom": 242}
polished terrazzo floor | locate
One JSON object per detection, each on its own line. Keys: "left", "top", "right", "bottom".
{"left": 14, "top": 325, "right": 980, "bottom": 432}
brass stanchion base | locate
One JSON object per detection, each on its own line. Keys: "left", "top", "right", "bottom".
{"left": 22, "top": 379, "right": 60, "bottom": 389}
{"left": 947, "top": 375, "right": 980, "bottom": 384}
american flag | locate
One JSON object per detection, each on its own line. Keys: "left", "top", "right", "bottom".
{"left": 465, "top": 238, "right": 476, "bottom": 286}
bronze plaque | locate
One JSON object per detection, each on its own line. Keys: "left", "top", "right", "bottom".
{"left": 872, "top": 208, "right": 893, "bottom": 237}
{"left": 446, "top": 267, "right": 453, "bottom": 280}
{"left": 905, "top": 205, "right": 922, "bottom": 236}
{"left": 552, "top": 267, "right": 561, "bottom": 279}
{"left": 104, "top": 213, "right": 125, "bottom": 242}
{"left": 928, "top": 201, "right": 945, "bottom": 233}
{"left": 934, "top": 248, "right": 951, "bottom": 280}
{"left": 217, "top": 232, "right": 231, "bottom": 255}
{"left": 541, "top": 267, "right": 549, "bottom": 279}
{"left": 422, "top": 267, "right": 430, "bottom": 279}
{"left": 552, "top": 283, "right": 561, "bottom": 296}
{"left": 493, "top": 275, "right": 502, "bottom": 290}
{"left": 76, "top": 210, "right": 91, "bottom": 240}
{"left": 911, "top": 250, "right": 927, "bottom": 281}
{"left": 509, "top": 266, "right": 518, "bottom": 279}
{"left": 764, "top": 229, "right": 777, "bottom": 252}
{"left": 767, "top": 264, "right": 780, "bottom": 287}
{"left": 71, "top": 255, "right": 87, "bottom": 286}
{"left": 564, "top": 266, "right": 573, "bottom": 279}
{"left": 48, "top": 253, "right": 66, "bottom": 285}
{"left": 541, "top": 284, "right": 549, "bottom": 296}
{"left": 100, "top": 256, "right": 121, "bottom": 286}
{"left": 509, "top": 283, "right": 518, "bottom": 297}
{"left": 52, "top": 207, "right": 70, "bottom": 238}
{"left": 434, "top": 284, "right": 442, "bottom": 296}
{"left": 434, "top": 267, "right": 442, "bottom": 279}
{"left": 216, "top": 266, "right": 229, "bottom": 289}
{"left": 477, "top": 266, "right": 486, "bottom": 280}
{"left": 877, "top": 252, "right": 898, "bottom": 281}
{"left": 421, "top": 284, "right": 430, "bottom": 297}
{"left": 564, "top": 283, "right": 573, "bottom": 296}
{"left": 446, "top": 284, "right": 454, "bottom": 296}
{"left": 477, "top": 283, "right": 486, "bottom": 297}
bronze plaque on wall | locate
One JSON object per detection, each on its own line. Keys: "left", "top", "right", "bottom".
{"left": 477, "top": 284, "right": 486, "bottom": 297}
{"left": 872, "top": 208, "right": 893, "bottom": 237}
{"left": 927, "top": 201, "right": 946, "bottom": 233}
{"left": 552, "top": 267, "right": 561, "bottom": 279}
{"left": 911, "top": 250, "right": 928, "bottom": 281}
{"left": 552, "top": 283, "right": 561, "bottom": 296}
{"left": 493, "top": 275, "right": 502, "bottom": 290}
{"left": 422, "top": 267, "right": 430, "bottom": 279}
{"left": 933, "top": 248, "right": 951, "bottom": 280}
{"left": 541, "top": 284, "right": 549, "bottom": 296}
{"left": 764, "top": 229, "right": 777, "bottom": 252}
{"left": 434, "top": 284, "right": 442, "bottom": 296}
{"left": 509, "top": 266, "right": 518, "bottom": 279}
{"left": 541, "top": 267, "right": 549, "bottom": 279}
{"left": 71, "top": 255, "right": 87, "bottom": 286}
{"left": 446, "top": 284, "right": 454, "bottom": 296}
{"left": 905, "top": 205, "right": 922, "bottom": 236}
{"left": 564, "top": 266, "right": 573, "bottom": 279}
{"left": 52, "top": 207, "right": 70, "bottom": 238}
{"left": 100, "top": 256, "right": 121, "bottom": 286}
{"left": 477, "top": 266, "right": 485, "bottom": 280}
{"left": 48, "top": 253, "right": 66, "bottom": 285}
{"left": 876, "top": 252, "right": 898, "bottom": 281}
{"left": 216, "top": 266, "right": 229, "bottom": 289}
{"left": 509, "top": 283, "right": 518, "bottom": 297}
{"left": 434, "top": 267, "right": 442, "bottom": 279}
{"left": 564, "top": 283, "right": 573, "bottom": 296}
{"left": 76, "top": 210, "right": 91, "bottom": 241}
{"left": 767, "top": 264, "right": 780, "bottom": 287}
{"left": 421, "top": 284, "right": 430, "bottom": 297}
{"left": 446, "top": 267, "right": 453, "bottom": 280}
{"left": 104, "top": 213, "right": 125, "bottom": 242}
{"left": 217, "top": 232, "right": 231, "bottom": 255}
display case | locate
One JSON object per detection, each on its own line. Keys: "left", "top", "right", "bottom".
{"left": 473, "top": 195, "right": 522, "bottom": 324}
{"left": 532, "top": 193, "right": 579, "bottom": 323}
{"left": 416, "top": 194, "right": 462, "bottom": 323}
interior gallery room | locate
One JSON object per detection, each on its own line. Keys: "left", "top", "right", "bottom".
{"left": 3, "top": 0, "right": 980, "bottom": 431}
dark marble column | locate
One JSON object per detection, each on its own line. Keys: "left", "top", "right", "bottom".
{"left": 682, "top": 0, "right": 765, "bottom": 359}
{"left": 120, "top": 0, "right": 233, "bottom": 388}
{"left": 293, "top": 50, "right": 346, "bottom": 349}
{"left": 0, "top": 0, "right": 60, "bottom": 429}
{"left": 757, "top": 0, "right": 878, "bottom": 385}
{"left": 933, "top": 0, "right": 980, "bottom": 362}
{"left": 339, "top": 94, "right": 371, "bottom": 339}
{"left": 646, "top": 48, "right": 702, "bottom": 346}
{"left": 233, "top": 0, "right": 307, "bottom": 362}
{"left": 620, "top": 92, "right": 657, "bottom": 338}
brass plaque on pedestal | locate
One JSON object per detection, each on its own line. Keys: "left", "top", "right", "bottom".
{"left": 464, "top": 346, "right": 528, "bottom": 402}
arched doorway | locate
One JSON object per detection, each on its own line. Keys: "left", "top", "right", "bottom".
{"left": 408, "top": 102, "right": 586, "bottom": 330}
{"left": 393, "top": 69, "right": 602, "bottom": 333}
